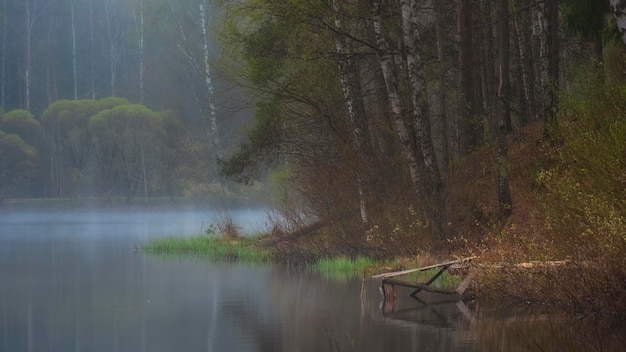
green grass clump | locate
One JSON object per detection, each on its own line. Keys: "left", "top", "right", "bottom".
{"left": 313, "top": 256, "right": 386, "bottom": 280}
{"left": 142, "top": 236, "right": 270, "bottom": 262}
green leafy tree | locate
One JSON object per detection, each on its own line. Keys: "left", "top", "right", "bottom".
{"left": 0, "top": 131, "right": 38, "bottom": 204}
{"left": 0, "top": 109, "right": 44, "bottom": 198}
{"left": 89, "top": 103, "right": 165, "bottom": 199}
{"left": 41, "top": 98, "right": 131, "bottom": 196}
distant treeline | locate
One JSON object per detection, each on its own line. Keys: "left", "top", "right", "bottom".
{"left": 0, "top": 98, "right": 228, "bottom": 205}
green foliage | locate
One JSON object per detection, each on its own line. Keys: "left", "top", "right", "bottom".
{"left": 0, "top": 131, "right": 38, "bottom": 203}
{"left": 537, "top": 72, "right": 626, "bottom": 263}
{"left": 218, "top": 101, "right": 283, "bottom": 184}
{"left": 562, "top": 0, "right": 609, "bottom": 40}
{"left": 143, "top": 236, "right": 271, "bottom": 262}
{"left": 1, "top": 110, "right": 43, "bottom": 146}
{"left": 313, "top": 256, "right": 380, "bottom": 281}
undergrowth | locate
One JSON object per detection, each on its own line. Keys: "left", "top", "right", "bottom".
{"left": 475, "top": 70, "right": 626, "bottom": 318}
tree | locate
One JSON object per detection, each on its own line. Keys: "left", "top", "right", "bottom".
{"left": 41, "top": 98, "right": 130, "bottom": 196}
{"left": 89, "top": 103, "right": 166, "bottom": 199}
{"left": 0, "top": 132, "right": 38, "bottom": 204}
{"left": 495, "top": 0, "right": 512, "bottom": 218}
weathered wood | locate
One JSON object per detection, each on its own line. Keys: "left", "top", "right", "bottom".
{"left": 372, "top": 256, "right": 477, "bottom": 279}
{"left": 382, "top": 278, "right": 460, "bottom": 296}
{"left": 409, "top": 266, "right": 448, "bottom": 297}
{"left": 455, "top": 273, "right": 474, "bottom": 295}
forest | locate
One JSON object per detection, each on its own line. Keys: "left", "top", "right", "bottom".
{"left": 215, "top": 0, "right": 626, "bottom": 258}
{"left": 0, "top": 0, "right": 253, "bottom": 203}
{"left": 2, "top": 0, "right": 626, "bottom": 266}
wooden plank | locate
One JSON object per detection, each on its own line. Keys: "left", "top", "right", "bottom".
{"left": 409, "top": 266, "right": 448, "bottom": 297}
{"left": 455, "top": 273, "right": 474, "bottom": 295}
{"left": 372, "top": 256, "right": 477, "bottom": 279}
{"left": 382, "top": 278, "right": 460, "bottom": 295}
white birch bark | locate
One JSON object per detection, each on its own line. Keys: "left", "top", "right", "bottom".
{"left": 89, "top": 0, "right": 95, "bottom": 99}
{"left": 332, "top": 0, "right": 370, "bottom": 224}
{"left": 199, "top": 2, "right": 221, "bottom": 156}
{"left": 400, "top": 0, "right": 442, "bottom": 200}
{"left": 132, "top": 0, "right": 145, "bottom": 104}
{"left": 71, "top": 2, "right": 78, "bottom": 100}
{"left": 610, "top": 0, "right": 626, "bottom": 45}
{"left": 105, "top": 0, "right": 119, "bottom": 97}
{"left": 1, "top": 0, "right": 6, "bottom": 107}
{"left": 372, "top": 0, "right": 423, "bottom": 196}
{"left": 25, "top": 0, "right": 32, "bottom": 111}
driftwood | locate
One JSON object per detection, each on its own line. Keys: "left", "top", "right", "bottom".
{"left": 256, "top": 211, "right": 362, "bottom": 248}
{"left": 372, "top": 256, "right": 477, "bottom": 279}
{"left": 382, "top": 278, "right": 461, "bottom": 296}
{"left": 377, "top": 257, "right": 478, "bottom": 307}
{"left": 256, "top": 218, "right": 330, "bottom": 248}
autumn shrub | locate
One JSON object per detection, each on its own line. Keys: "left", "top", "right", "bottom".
{"left": 476, "top": 71, "right": 626, "bottom": 318}
{"left": 537, "top": 72, "right": 626, "bottom": 266}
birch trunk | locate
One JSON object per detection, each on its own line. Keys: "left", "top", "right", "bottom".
{"left": 534, "top": 1, "right": 559, "bottom": 122}
{"left": 89, "top": 0, "right": 95, "bottom": 99}
{"left": 1, "top": 0, "right": 6, "bottom": 107}
{"left": 400, "top": 0, "right": 443, "bottom": 222}
{"left": 133, "top": 0, "right": 145, "bottom": 104}
{"left": 105, "top": 0, "right": 119, "bottom": 97}
{"left": 199, "top": 2, "right": 221, "bottom": 156}
{"left": 512, "top": 0, "right": 534, "bottom": 124}
{"left": 25, "top": 0, "right": 32, "bottom": 111}
{"left": 372, "top": 1, "right": 422, "bottom": 194}
{"left": 332, "top": 0, "right": 371, "bottom": 224}
{"left": 71, "top": 2, "right": 78, "bottom": 100}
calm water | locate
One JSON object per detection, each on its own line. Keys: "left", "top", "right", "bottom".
{"left": 0, "top": 209, "right": 623, "bottom": 351}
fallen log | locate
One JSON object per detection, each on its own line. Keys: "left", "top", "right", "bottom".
{"left": 382, "top": 278, "right": 461, "bottom": 296}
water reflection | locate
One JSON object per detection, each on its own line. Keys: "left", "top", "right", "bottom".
{"left": 1, "top": 210, "right": 624, "bottom": 351}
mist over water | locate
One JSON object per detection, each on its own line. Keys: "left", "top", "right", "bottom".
{"left": 2, "top": 208, "right": 616, "bottom": 351}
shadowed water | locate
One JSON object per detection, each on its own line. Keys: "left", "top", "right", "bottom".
{"left": 1, "top": 209, "right": 622, "bottom": 351}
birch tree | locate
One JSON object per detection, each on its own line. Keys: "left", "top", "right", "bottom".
{"left": 332, "top": 0, "right": 372, "bottom": 224}
{"left": 71, "top": 1, "right": 77, "bottom": 100}
{"left": 199, "top": 2, "right": 220, "bottom": 155}
{"left": 400, "top": 0, "right": 443, "bottom": 226}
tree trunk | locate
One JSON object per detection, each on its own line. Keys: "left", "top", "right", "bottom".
{"left": 1, "top": 0, "right": 6, "bottom": 107}
{"left": 71, "top": 2, "right": 78, "bottom": 100}
{"left": 434, "top": 0, "right": 450, "bottom": 170}
{"left": 199, "top": 2, "right": 221, "bottom": 156}
{"left": 133, "top": 0, "right": 145, "bottom": 104}
{"left": 372, "top": 1, "right": 422, "bottom": 194}
{"left": 89, "top": 0, "right": 96, "bottom": 99}
{"left": 458, "top": 0, "right": 478, "bottom": 154}
{"left": 25, "top": 0, "right": 32, "bottom": 111}
{"left": 495, "top": 0, "right": 512, "bottom": 218}
{"left": 535, "top": 1, "right": 559, "bottom": 123}
{"left": 512, "top": 0, "right": 535, "bottom": 125}
{"left": 105, "top": 0, "right": 119, "bottom": 97}
{"left": 400, "top": 0, "right": 443, "bottom": 228}
{"left": 546, "top": 0, "right": 559, "bottom": 124}
{"left": 332, "top": 0, "right": 372, "bottom": 225}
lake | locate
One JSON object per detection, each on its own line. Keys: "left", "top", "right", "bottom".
{"left": 0, "top": 209, "right": 623, "bottom": 351}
